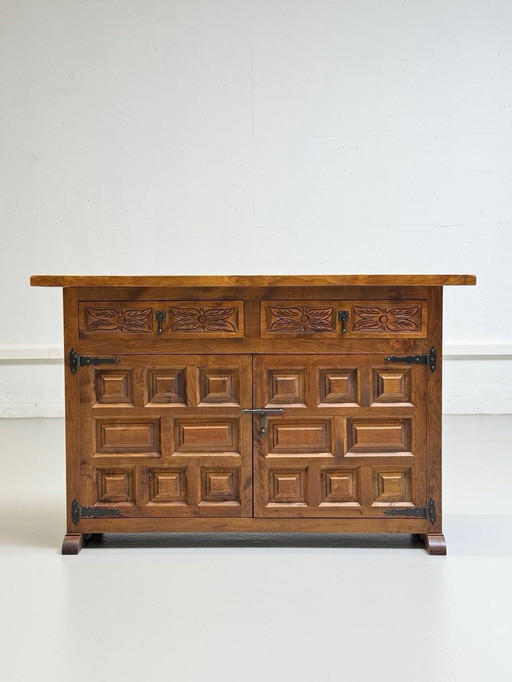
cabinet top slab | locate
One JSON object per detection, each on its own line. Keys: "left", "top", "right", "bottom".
{"left": 30, "top": 274, "right": 476, "bottom": 288}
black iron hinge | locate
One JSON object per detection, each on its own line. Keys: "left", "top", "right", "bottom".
{"left": 69, "top": 348, "right": 120, "bottom": 374}
{"left": 71, "top": 499, "right": 122, "bottom": 525}
{"left": 384, "top": 498, "right": 436, "bottom": 524}
{"left": 386, "top": 346, "right": 437, "bottom": 372}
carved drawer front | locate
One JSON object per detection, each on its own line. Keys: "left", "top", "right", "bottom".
{"left": 341, "top": 300, "right": 427, "bottom": 338}
{"left": 261, "top": 301, "right": 338, "bottom": 338}
{"left": 80, "top": 301, "right": 159, "bottom": 337}
{"left": 79, "top": 300, "right": 244, "bottom": 338}
{"left": 167, "top": 300, "right": 244, "bottom": 338}
{"left": 261, "top": 299, "right": 427, "bottom": 338}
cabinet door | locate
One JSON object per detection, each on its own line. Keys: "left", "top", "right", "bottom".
{"left": 79, "top": 300, "right": 245, "bottom": 339}
{"left": 79, "top": 355, "right": 252, "bottom": 517}
{"left": 253, "top": 355, "right": 427, "bottom": 517}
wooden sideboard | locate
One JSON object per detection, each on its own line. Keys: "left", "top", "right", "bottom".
{"left": 31, "top": 274, "right": 476, "bottom": 554}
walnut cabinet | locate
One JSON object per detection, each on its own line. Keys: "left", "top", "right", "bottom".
{"left": 30, "top": 275, "right": 476, "bottom": 554}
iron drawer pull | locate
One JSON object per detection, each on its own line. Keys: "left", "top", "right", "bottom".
{"left": 156, "top": 311, "right": 166, "bottom": 335}
{"left": 338, "top": 310, "right": 349, "bottom": 334}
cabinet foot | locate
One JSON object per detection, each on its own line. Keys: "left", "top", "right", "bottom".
{"left": 62, "top": 533, "right": 84, "bottom": 555}
{"left": 421, "top": 533, "right": 447, "bottom": 555}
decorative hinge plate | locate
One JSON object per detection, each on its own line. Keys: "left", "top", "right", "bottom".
{"left": 386, "top": 346, "right": 437, "bottom": 372}
{"left": 384, "top": 498, "right": 436, "bottom": 524}
{"left": 69, "top": 348, "right": 120, "bottom": 374}
{"left": 71, "top": 498, "right": 122, "bottom": 525}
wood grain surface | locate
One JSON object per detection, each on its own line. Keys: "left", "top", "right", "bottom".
{"left": 30, "top": 274, "right": 476, "bottom": 287}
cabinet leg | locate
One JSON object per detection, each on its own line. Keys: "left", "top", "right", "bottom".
{"left": 62, "top": 533, "right": 85, "bottom": 555}
{"left": 421, "top": 533, "right": 447, "bottom": 555}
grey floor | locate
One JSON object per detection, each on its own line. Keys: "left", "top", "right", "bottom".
{"left": 1, "top": 416, "right": 511, "bottom": 682}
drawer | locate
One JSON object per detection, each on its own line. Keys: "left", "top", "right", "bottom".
{"left": 261, "top": 299, "right": 427, "bottom": 339}
{"left": 79, "top": 300, "right": 245, "bottom": 338}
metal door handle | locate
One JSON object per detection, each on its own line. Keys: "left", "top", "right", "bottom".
{"left": 241, "top": 408, "right": 284, "bottom": 437}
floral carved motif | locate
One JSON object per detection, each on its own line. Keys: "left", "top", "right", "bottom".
{"left": 268, "top": 306, "right": 335, "bottom": 333}
{"left": 352, "top": 306, "right": 421, "bottom": 332}
{"left": 169, "top": 306, "right": 238, "bottom": 333}
{"left": 85, "top": 307, "right": 153, "bottom": 333}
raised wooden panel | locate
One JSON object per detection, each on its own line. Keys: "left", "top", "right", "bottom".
{"left": 148, "top": 468, "right": 187, "bottom": 504}
{"left": 320, "top": 469, "right": 359, "bottom": 505}
{"left": 200, "top": 468, "right": 239, "bottom": 503}
{"left": 147, "top": 368, "right": 186, "bottom": 405}
{"left": 199, "top": 367, "right": 240, "bottom": 406}
{"left": 80, "top": 302, "right": 155, "bottom": 334}
{"left": 261, "top": 301, "right": 337, "bottom": 337}
{"left": 96, "top": 468, "right": 135, "bottom": 503}
{"left": 175, "top": 419, "right": 239, "bottom": 453}
{"left": 95, "top": 369, "right": 133, "bottom": 405}
{"left": 346, "top": 418, "right": 411, "bottom": 455}
{"left": 167, "top": 301, "right": 244, "bottom": 338}
{"left": 269, "top": 470, "right": 307, "bottom": 504}
{"left": 343, "top": 299, "right": 427, "bottom": 338}
{"left": 266, "top": 368, "right": 306, "bottom": 406}
{"left": 371, "top": 367, "right": 412, "bottom": 405}
{"left": 318, "top": 368, "right": 358, "bottom": 405}
{"left": 372, "top": 468, "right": 412, "bottom": 505}
{"left": 95, "top": 418, "right": 160, "bottom": 455}
{"left": 268, "top": 419, "right": 333, "bottom": 456}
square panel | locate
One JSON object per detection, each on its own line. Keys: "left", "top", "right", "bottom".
{"left": 96, "top": 468, "right": 135, "bottom": 503}
{"left": 175, "top": 418, "right": 239, "bottom": 453}
{"left": 199, "top": 367, "right": 240, "bottom": 405}
{"left": 267, "top": 419, "right": 333, "bottom": 456}
{"left": 95, "top": 418, "right": 161, "bottom": 456}
{"left": 147, "top": 368, "right": 186, "bottom": 405}
{"left": 268, "top": 469, "right": 307, "bottom": 504}
{"left": 346, "top": 418, "right": 411, "bottom": 456}
{"left": 320, "top": 468, "right": 359, "bottom": 504}
{"left": 266, "top": 368, "right": 306, "bottom": 406}
{"left": 148, "top": 468, "right": 187, "bottom": 504}
{"left": 371, "top": 367, "right": 412, "bottom": 405}
{"left": 200, "top": 468, "right": 240, "bottom": 503}
{"left": 318, "top": 368, "right": 358, "bottom": 405}
{"left": 95, "top": 369, "right": 134, "bottom": 405}
{"left": 371, "top": 468, "right": 412, "bottom": 505}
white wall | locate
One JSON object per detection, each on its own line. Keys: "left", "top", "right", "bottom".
{"left": 1, "top": 0, "right": 511, "bottom": 416}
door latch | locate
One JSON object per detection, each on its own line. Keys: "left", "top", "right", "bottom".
{"left": 241, "top": 408, "right": 284, "bottom": 437}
